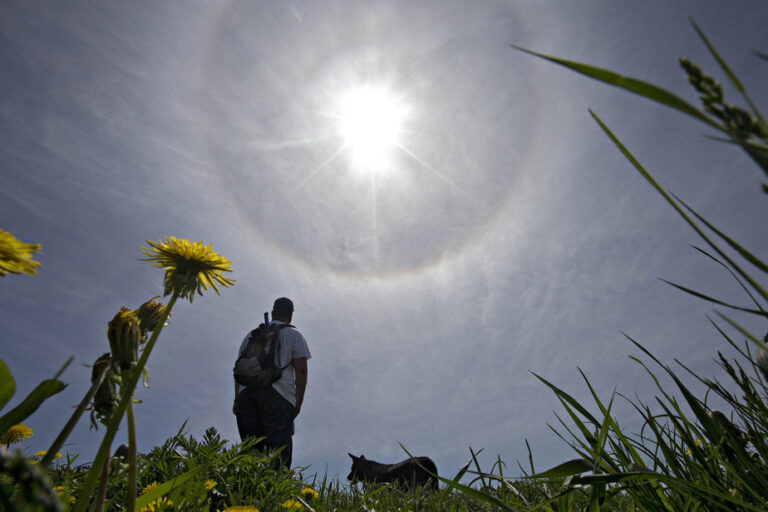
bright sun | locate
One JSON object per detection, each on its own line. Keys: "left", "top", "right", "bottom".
{"left": 337, "top": 86, "right": 407, "bottom": 172}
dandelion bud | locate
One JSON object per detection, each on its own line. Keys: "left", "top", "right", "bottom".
{"left": 108, "top": 307, "right": 141, "bottom": 370}
{"left": 135, "top": 297, "right": 168, "bottom": 334}
{"left": 90, "top": 354, "right": 118, "bottom": 428}
{"left": 91, "top": 353, "right": 111, "bottom": 382}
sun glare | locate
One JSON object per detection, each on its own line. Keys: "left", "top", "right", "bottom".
{"left": 337, "top": 86, "right": 406, "bottom": 172}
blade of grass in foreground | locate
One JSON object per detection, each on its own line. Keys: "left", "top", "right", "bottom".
{"left": 658, "top": 278, "right": 766, "bottom": 316}
{"left": 511, "top": 45, "right": 724, "bottom": 132}
{"left": 588, "top": 110, "right": 768, "bottom": 303}
{"left": 398, "top": 443, "right": 519, "bottom": 512}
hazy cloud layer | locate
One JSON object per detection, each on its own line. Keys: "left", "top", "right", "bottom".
{"left": 1, "top": 0, "right": 767, "bottom": 481}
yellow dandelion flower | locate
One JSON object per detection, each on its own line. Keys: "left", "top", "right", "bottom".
{"left": 1, "top": 423, "right": 34, "bottom": 445}
{"left": 300, "top": 487, "right": 318, "bottom": 500}
{"left": 53, "top": 486, "right": 66, "bottom": 495}
{"left": 140, "top": 236, "right": 234, "bottom": 302}
{"left": 685, "top": 448, "right": 692, "bottom": 455}
{"left": 0, "top": 228, "right": 41, "bottom": 277}
{"left": 69, "top": 496, "right": 76, "bottom": 504}
{"left": 140, "top": 482, "right": 159, "bottom": 495}
{"left": 34, "top": 450, "right": 63, "bottom": 459}
{"left": 139, "top": 496, "right": 173, "bottom": 512}
{"left": 139, "top": 482, "right": 175, "bottom": 512}
{"left": 281, "top": 499, "right": 302, "bottom": 510}
{"left": 222, "top": 507, "right": 259, "bottom": 512}
{"left": 204, "top": 479, "right": 216, "bottom": 492}
{"left": 694, "top": 439, "right": 701, "bottom": 447}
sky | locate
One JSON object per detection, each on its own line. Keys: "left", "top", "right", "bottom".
{"left": 2, "top": 0, "right": 767, "bottom": 484}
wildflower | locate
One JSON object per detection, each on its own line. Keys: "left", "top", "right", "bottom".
{"left": 54, "top": 486, "right": 66, "bottom": 495}
{"left": 204, "top": 479, "right": 217, "bottom": 492}
{"left": 300, "top": 487, "right": 318, "bottom": 500}
{"left": 33, "top": 450, "right": 62, "bottom": 459}
{"left": 282, "top": 499, "right": 302, "bottom": 510}
{"left": 136, "top": 297, "right": 169, "bottom": 334}
{"left": 108, "top": 307, "right": 141, "bottom": 369}
{"left": 694, "top": 439, "right": 701, "bottom": 447}
{"left": 1, "top": 423, "right": 34, "bottom": 445}
{"left": 222, "top": 507, "right": 260, "bottom": 512}
{"left": 0, "top": 228, "right": 41, "bottom": 277}
{"left": 140, "top": 237, "right": 234, "bottom": 302}
{"left": 139, "top": 482, "right": 174, "bottom": 512}
{"left": 69, "top": 496, "right": 76, "bottom": 505}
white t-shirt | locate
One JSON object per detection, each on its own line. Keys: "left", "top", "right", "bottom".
{"left": 238, "top": 320, "right": 311, "bottom": 405}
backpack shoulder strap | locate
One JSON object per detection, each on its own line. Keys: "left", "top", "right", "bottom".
{"left": 270, "top": 324, "right": 294, "bottom": 369}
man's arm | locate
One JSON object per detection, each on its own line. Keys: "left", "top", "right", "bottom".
{"left": 293, "top": 357, "right": 308, "bottom": 418}
{"left": 233, "top": 381, "right": 240, "bottom": 415}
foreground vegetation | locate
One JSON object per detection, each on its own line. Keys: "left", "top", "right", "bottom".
{"left": 2, "top": 18, "right": 767, "bottom": 511}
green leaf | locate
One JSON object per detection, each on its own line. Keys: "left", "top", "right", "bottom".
{"left": 0, "top": 379, "right": 67, "bottom": 435}
{"left": 511, "top": 45, "right": 724, "bottom": 132}
{"left": 0, "top": 359, "right": 15, "bottom": 412}
{"left": 529, "top": 458, "right": 593, "bottom": 479}
{"left": 532, "top": 372, "right": 599, "bottom": 425}
{"left": 134, "top": 466, "right": 202, "bottom": 511}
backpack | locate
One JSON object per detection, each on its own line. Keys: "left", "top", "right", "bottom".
{"left": 233, "top": 323, "right": 293, "bottom": 388}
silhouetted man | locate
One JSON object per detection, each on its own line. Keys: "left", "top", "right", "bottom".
{"left": 233, "top": 297, "right": 310, "bottom": 468}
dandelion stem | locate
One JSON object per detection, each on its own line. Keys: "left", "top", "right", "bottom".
{"left": 40, "top": 366, "right": 111, "bottom": 469}
{"left": 93, "top": 441, "right": 110, "bottom": 512}
{"left": 73, "top": 292, "right": 179, "bottom": 512}
{"left": 126, "top": 402, "right": 137, "bottom": 512}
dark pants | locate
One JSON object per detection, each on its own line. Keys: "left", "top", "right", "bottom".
{"left": 236, "top": 385, "right": 295, "bottom": 469}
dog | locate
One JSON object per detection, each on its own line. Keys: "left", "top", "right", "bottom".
{"left": 347, "top": 453, "right": 438, "bottom": 489}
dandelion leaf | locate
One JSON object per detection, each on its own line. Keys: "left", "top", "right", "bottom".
{"left": 0, "top": 378, "right": 66, "bottom": 435}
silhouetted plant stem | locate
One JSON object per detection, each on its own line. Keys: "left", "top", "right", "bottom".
{"left": 126, "top": 402, "right": 137, "bottom": 512}
{"left": 72, "top": 292, "right": 179, "bottom": 512}
{"left": 93, "top": 441, "right": 110, "bottom": 512}
{"left": 40, "top": 366, "right": 110, "bottom": 469}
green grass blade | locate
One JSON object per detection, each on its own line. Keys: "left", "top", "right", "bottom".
{"left": 753, "top": 49, "right": 768, "bottom": 63}
{"left": 529, "top": 458, "right": 593, "bottom": 479}
{"left": 512, "top": 45, "right": 724, "bottom": 131}
{"left": 451, "top": 459, "right": 471, "bottom": 483}
{"left": 531, "top": 371, "right": 599, "bottom": 425}
{"left": 715, "top": 312, "right": 768, "bottom": 352}
{"left": 690, "top": 245, "right": 765, "bottom": 314}
{"left": 399, "top": 442, "right": 519, "bottom": 511}
{"left": 589, "top": 110, "right": 768, "bottom": 303}
{"left": 658, "top": 278, "right": 766, "bottom": 316}
{"left": 0, "top": 359, "right": 15, "bottom": 412}
{"left": 676, "top": 195, "right": 768, "bottom": 276}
